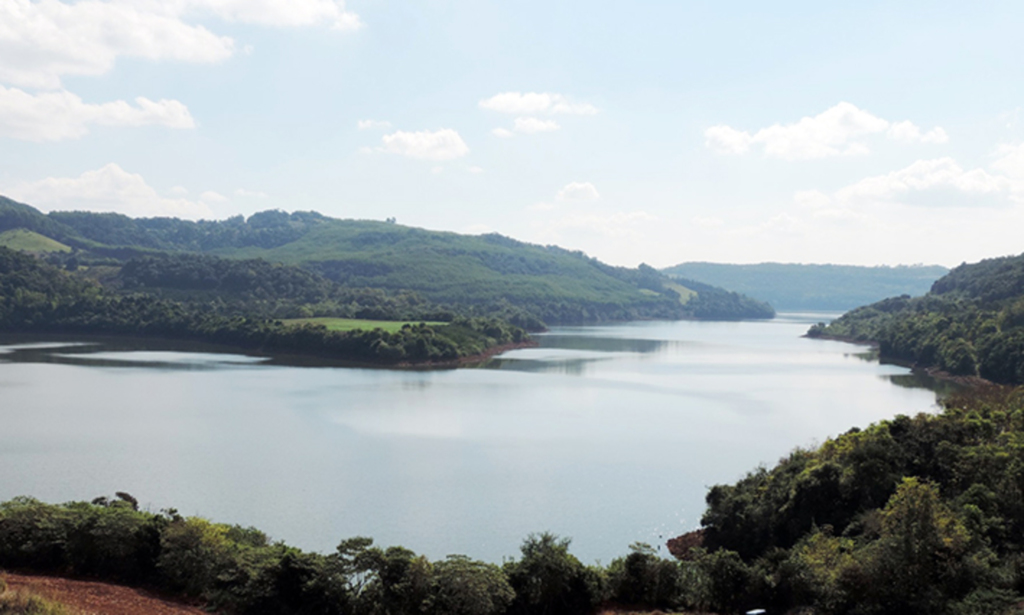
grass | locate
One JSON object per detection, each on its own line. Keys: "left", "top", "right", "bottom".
{"left": 0, "top": 578, "right": 71, "bottom": 615}
{"left": 0, "top": 229, "right": 71, "bottom": 253}
{"left": 663, "top": 281, "right": 697, "bottom": 304}
{"left": 281, "top": 317, "right": 446, "bottom": 333}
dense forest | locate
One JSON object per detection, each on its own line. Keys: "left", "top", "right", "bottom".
{"left": 663, "top": 261, "right": 948, "bottom": 311}
{"left": 0, "top": 247, "right": 525, "bottom": 365}
{"left": 810, "top": 252, "right": 1024, "bottom": 384}
{"left": 0, "top": 197, "right": 774, "bottom": 324}
{"left": 682, "top": 386, "right": 1024, "bottom": 615}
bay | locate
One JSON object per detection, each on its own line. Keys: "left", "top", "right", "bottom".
{"left": 0, "top": 313, "right": 943, "bottom": 564}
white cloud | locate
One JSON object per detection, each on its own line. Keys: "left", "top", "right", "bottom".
{"left": 5, "top": 163, "right": 214, "bottom": 219}
{"left": 467, "top": 166, "right": 484, "bottom": 174}
{"left": 175, "top": 0, "right": 362, "bottom": 30}
{"left": 0, "top": 85, "right": 194, "bottom": 141}
{"left": 887, "top": 121, "right": 949, "bottom": 144}
{"left": 705, "top": 102, "right": 948, "bottom": 160}
{"left": 357, "top": 119, "right": 391, "bottom": 130}
{"left": 991, "top": 143, "right": 1024, "bottom": 179}
{"left": 0, "top": 0, "right": 234, "bottom": 90}
{"left": 557, "top": 181, "right": 600, "bottom": 201}
{"left": 199, "top": 190, "right": 228, "bottom": 203}
{"left": 835, "top": 157, "right": 1010, "bottom": 205}
{"left": 514, "top": 117, "right": 560, "bottom": 134}
{"left": 479, "top": 92, "right": 598, "bottom": 116}
{"left": 0, "top": 0, "right": 360, "bottom": 90}
{"left": 381, "top": 129, "right": 469, "bottom": 161}
{"left": 491, "top": 128, "right": 514, "bottom": 138}
{"left": 431, "top": 166, "right": 443, "bottom": 174}
{"left": 234, "top": 188, "right": 269, "bottom": 198}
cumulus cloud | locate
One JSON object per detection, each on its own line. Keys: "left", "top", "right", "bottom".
{"left": 514, "top": 117, "right": 559, "bottom": 134}
{"left": 886, "top": 121, "right": 949, "bottom": 144}
{"left": 357, "top": 119, "right": 391, "bottom": 130}
{"left": 5, "top": 163, "right": 215, "bottom": 219}
{"left": 796, "top": 157, "right": 1019, "bottom": 217}
{"left": 0, "top": 86, "right": 194, "bottom": 141}
{"left": 557, "top": 181, "right": 600, "bottom": 201}
{"left": 835, "top": 158, "right": 1010, "bottom": 206}
{"left": 491, "top": 128, "right": 514, "bottom": 138}
{"left": 176, "top": 0, "right": 362, "bottom": 30}
{"left": 479, "top": 92, "right": 597, "bottom": 116}
{"left": 381, "top": 129, "right": 469, "bottom": 161}
{"left": 705, "top": 102, "right": 949, "bottom": 160}
{"left": 0, "top": 0, "right": 360, "bottom": 90}
{"left": 234, "top": 188, "right": 269, "bottom": 198}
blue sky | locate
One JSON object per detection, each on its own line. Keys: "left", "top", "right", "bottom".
{"left": 2, "top": 0, "right": 1023, "bottom": 267}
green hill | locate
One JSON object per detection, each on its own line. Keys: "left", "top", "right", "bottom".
{"left": 0, "top": 197, "right": 774, "bottom": 324}
{"left": 663, "top": 262, "right": 948, "bottom": 311}
{"left": 811, "top": 252, "right": 1024, "bottom": 384}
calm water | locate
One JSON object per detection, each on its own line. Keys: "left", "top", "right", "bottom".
{"left": 0, "top": 314, "right": 944, "bottom": 563}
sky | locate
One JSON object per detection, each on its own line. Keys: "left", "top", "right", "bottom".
{"left": 1, "top": 0, "right": 1024, "bottom": 268}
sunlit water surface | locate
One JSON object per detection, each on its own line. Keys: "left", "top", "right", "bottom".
{"left": 0, "top": 314, "right": 946, "bottom": 563}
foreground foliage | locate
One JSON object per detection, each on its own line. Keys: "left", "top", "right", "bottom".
{"left": 812, "top": 252, "right": 1024, "bottom": 384}
{"left": 695, "top": 387, "right": 1024, "bottom": 614}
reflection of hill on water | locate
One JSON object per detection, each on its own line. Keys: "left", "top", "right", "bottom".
{"left": 883, "top": 371, "right": 963, "bottom": 397}
{"left": 536, "top": 335, "right": 681, "bottom": 354}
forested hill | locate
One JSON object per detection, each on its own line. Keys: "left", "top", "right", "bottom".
{"left": 663, "top": 261, "right": 948, "bottom": 311}
{"left": 811, "top": 252, "right": 1024, "bottom": 384}
{"left": 0, "top": 197, "right": 774, "bottom": 324}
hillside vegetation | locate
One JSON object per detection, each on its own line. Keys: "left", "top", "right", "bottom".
{"left": 0, "top": 197, "right": 774, "bottom": 324}
{"left": 811, "top": 252, "right": 1024, "bottom": 384}
{"left": 0, "top": 247, "right": 525, "bottom": 365}
{"left": 663, "top": 262, "right": 948, "bottom": 311}
{"left": 686, "top": 387, "right": 1024, "bottom": 615}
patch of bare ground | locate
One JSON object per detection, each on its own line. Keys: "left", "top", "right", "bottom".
{"left": 1, "top": 573, "right": 210, "bottom": 615}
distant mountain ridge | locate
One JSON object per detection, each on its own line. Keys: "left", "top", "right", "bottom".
{"left": 0, "top": 196, "right": 774, "bottom": 324}
{"left": 662, "top": 261, "right": 949, "bottom": 311}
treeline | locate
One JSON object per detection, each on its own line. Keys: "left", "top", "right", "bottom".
{"left": 683, "top": 387, "right": 1024, "bottom": 615}
{"left": 0, "top": 495, "right": 805, "bottom": 615}
{"left": 0, "top": 247, "right": 525, "bottom": 365}
{"left": 811, "top": 252, "right": 1024, "bottom": 384}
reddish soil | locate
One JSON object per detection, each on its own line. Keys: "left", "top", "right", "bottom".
{"left": 2, "top": 572, "right": 210, "bottom": 615}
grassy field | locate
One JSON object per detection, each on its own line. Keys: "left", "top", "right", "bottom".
{"left": 0, "top": 229, "right": 71, "bottom": 253}
{"left": 282, "top": 317, "right": 446, "bottom": 332}
{"left": 663, "top": 281, "right": 697, "bottom": 304}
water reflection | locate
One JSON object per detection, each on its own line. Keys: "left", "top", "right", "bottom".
{"left": 884, "top": 371, "right": 963, "bottom": 397}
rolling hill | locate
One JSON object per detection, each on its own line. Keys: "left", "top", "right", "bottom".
{"left": 0, "top": 197, "right": 774, "bottom": 324}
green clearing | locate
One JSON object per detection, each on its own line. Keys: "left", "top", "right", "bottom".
{"left": 663, "top": 281, "right": 696, "bottom": 304}
{"left": 282, "top": 317, "right": 445, "bottom": 332}
{"left": 0, "top": 228, "right": 71, "bottom": 253}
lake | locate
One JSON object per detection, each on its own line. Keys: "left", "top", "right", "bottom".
{"left": 0, "top": 314, "right": 944, "bottom": 564}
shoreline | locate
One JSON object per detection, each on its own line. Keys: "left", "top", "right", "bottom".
{"left": 806, "top": 333, "right": 997, "bottom": 389}
{"left": 0, "top": 330, "right": 538, "bottom": 371}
